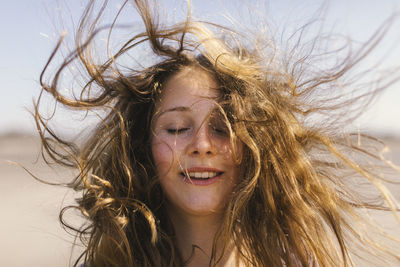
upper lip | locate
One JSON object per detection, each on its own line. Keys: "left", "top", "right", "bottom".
{"left": 181, "top": 167, "right": 223, "bottom": 173}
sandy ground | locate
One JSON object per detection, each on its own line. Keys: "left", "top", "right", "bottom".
{"left": 1, "top": 134, "right": 400, "bottom": 266}
{"left": 0, "top": 135, "right": 84, "bottom": 267}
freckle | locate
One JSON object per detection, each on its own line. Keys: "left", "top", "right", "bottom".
{"left": 220, "top": 145, "right": 232, "bottom": 159}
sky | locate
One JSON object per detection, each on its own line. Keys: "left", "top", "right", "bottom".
{"left": 0, "top": 0, "right": 399, "bottom": 137}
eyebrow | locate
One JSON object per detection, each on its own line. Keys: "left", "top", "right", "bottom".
{"left": 156, "top": 106, "right": 191, "bottom": 118}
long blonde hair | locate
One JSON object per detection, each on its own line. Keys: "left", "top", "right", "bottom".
{"left": 35, "top": 0, "right": 400, "bottom": 266}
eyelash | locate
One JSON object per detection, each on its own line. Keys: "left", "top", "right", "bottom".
{"left": 211, "top": 126, "right": 227, "bottom": 134}
{"left": 167, "top": 128, "right": 189, "bottom": 134}
{"left": 165, "top": 124, "right": 228, "bottom": 135}
{"left": 167, "top": 123, "right": 227, "bottom": 135}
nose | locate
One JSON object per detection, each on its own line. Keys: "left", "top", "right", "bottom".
{"left": 187, "top": 124, "right": 216, "bottom": 156}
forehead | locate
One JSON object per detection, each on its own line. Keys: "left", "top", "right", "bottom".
{"left": 157, "top": 67, "right": 220, "bottom": 109}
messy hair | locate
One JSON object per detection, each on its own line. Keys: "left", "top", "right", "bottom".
{"left": 35, "top": 0, "right": 400, "bottom": 266}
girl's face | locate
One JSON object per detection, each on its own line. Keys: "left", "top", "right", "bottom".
{"left": 151, "top": 67, "right": 242, "bottom": 216}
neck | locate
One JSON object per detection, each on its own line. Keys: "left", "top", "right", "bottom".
{"left": 167, "top": 206, "right": 236, "bottom": 267}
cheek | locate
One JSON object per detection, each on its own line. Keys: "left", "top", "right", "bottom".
{"left": 216, "top": 138, "right": 243, "bottom": 162}
{"left": 151, "top": 138, "right": 182, "bottom": 176}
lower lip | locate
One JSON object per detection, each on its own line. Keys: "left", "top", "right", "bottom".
{"left": 181, "top": 173, "right": 223, "bottom": 186}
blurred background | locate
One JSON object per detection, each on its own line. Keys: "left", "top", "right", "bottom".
{"left": 1, "top": 0, "right": 399, "bottom": 266}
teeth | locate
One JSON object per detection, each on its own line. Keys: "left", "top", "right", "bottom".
{"left": 187, "top": 172, "right": 217, "bottom": 179}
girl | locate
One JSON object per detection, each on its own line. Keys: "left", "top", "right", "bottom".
{"left": 35, "top": 0, "right": 400, "bottom": 266}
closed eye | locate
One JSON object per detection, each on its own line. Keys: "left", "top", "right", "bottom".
{"left": 167, "top": 128, "right": 190, "bottom": 134}
{"left": 212, "top": 126, "right": 227, "bottom": 134}
{"left": 209, "top": 121, "right": 228, "bottom": 136}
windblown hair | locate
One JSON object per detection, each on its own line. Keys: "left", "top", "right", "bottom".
{"left": 35, "top": 0, "right": 400, "bottom": 266}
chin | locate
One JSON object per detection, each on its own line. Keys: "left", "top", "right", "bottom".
{"left": 179, "top": 199, "right": 226, "bottom": 216}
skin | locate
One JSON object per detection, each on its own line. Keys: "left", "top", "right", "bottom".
{"left": 151, "top": 66, "right": 243, "bottom": 266}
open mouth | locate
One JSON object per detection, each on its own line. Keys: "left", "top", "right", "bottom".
{"left": 180, "top": 171, "right": 224, "bottom": 180}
